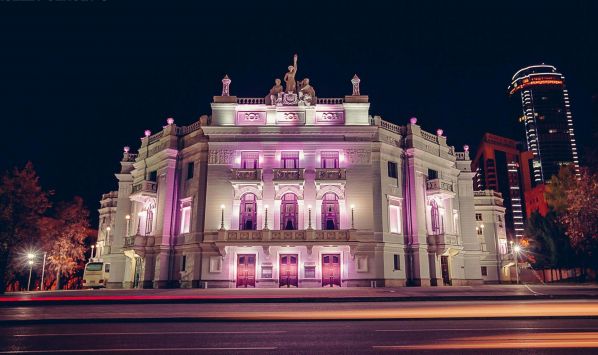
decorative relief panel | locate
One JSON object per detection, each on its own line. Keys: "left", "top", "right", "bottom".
{"left": 275, "top": 111, "right": 305, "bottom": 125}
{"left": 236, "top": 111, "right": 266, "bottom": 126}
{"left": 316, "top": 111, "right": 345, "bottom": 125}
{"left": 346, "top": 149, "right": 371, "bottom": 165}
{"left": 208, "top": 149, "right": 234, "bottom": 164}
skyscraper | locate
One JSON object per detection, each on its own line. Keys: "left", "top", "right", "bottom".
{"left": 509, "top": 64, "right": 580, "bottom": 183}
{"left": 472, "top": 133, "right": 530, "bottom": 242}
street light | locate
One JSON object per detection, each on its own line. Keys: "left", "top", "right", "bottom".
{"left": 26, "top": 253, "right": 35, "bottom": 291}
{"left": 513, "top": 244, "right": 521, "bottom": 285}
{"left": 125, "top": 214, "right": 131, "bottom": 236}
{"left": 106, "top": 226, "right": 111, "bottom": 245}
{"left": 90, "top": 245, "right": 95, "bottom": 260}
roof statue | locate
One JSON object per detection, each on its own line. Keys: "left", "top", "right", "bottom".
{"left": 299, "top": 78, "right": 316, "bottom": 106}
{"left": 265, "top": 78, "right": 283, "bottom": 105}
{"left": 284, "top": 54, "right": 298, "bottom": 93}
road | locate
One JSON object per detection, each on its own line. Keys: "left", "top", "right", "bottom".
{"left": 2, "top": 318, "right": 598, "bottom": 354}
{"left": 1, "top": 299, "right": 598, "bottom": 353}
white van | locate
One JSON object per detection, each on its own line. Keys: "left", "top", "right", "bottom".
{"left": 82, "top": 262, "right": 110, "bottom": 289}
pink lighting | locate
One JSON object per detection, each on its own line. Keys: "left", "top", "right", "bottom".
{"left": 123, "top": 146, "right": 130, "bottom": 153}
{"left": 166, "top": 117, "right": 175, "bottom": 125}
{"left": 464, "top": 144, "right": 470, "bottom": 152}
{"left": 437, "top": 129, "right": 444, "bottom": 136}
{"left": 144, "top": 129, "right": 151, "bottom": 137}
{"left": 410, "top": 117, "right": 418, "bottom": 124}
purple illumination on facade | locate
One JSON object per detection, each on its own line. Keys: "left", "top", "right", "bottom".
{"left": 430, "top": 200, "right": 441, "bottom": 235}
{"left": 321, "top": 193, "right": 340, "bottom": 230}
{"left": 240, "top": 193, "right": 257, "bottom": 230}
{"left": 281, "top": 151, "right": 299, "bottom": 168}
{"left": 280, "top": 193, "right": 298, "bottom": 230}
{"left": 240, "top": 151, "right": 259, "bottom": 169}
{"left": 320, "top": 151, "right": 339, "bottom": 168}
{"left": 410, "top": 117, "right": 418, "bottom": 124}
{"left": 236, "top": 111, "right": 266, "bottom": 126}
{"left": 315, "top": 111, "right": 345, "bottom": 125}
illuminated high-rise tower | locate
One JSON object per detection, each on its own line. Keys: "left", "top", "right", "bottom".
{"left": 509, "top": 64, "right": 580, "bottom": 183}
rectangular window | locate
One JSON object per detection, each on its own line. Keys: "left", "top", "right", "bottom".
{"left": 393, "top": 254, "right": 401, "bottom": 270}
{"left": 180, "top": 202, "right": 192, "bottom": 234}
{"left": 104, "top": 264, "right": 110, "bottom": 273}
{"left": 321, "top": 151, "right": 339, "bottom": 168}
{"left": 187, "top": 162, "right": 194, "bottom": 180}
{"left": 181, "top": 255, "right": 187, "bottom": 272}
{"left": 477, "top": 227, "right": 483, "bottom": 235}
{"left": 281, "top": 151, "right": 299, "bottom": 168}
{"left": 389, "top": 205, "right": 401, "bottom": 234}
{"left": 387, "top": 161, "right": 398, "bottom": 178}
{"left": 148, "top": 171, "right": 157, "bottom": 182}
{"left": 481, "top": 266, "right": 487, "bottom": 276}
{"left": 428, "top": 169, "right": 438, "bottom": 180}
{"left": 475, "top": 213, "right": 483, "bottom": 221}
{"left": 241, "top": 151, "right": 260, "bottom": 169}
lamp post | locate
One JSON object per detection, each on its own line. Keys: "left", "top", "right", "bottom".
{"left": 513, "top": 244, "right": 521, "bottom": 285}
{"left": 350, "top": 204, "right": 355, "bottom": 229}
{"left": 307, "top": 205, "right": 312, "bottom": 230}
{"left": 125, "top": 214, "right": 131, "bottom": 236}
{"left": 106, "top": 226, "right": 111, "bottom": 245}
{"left": 220, "top": 204, "right": 225, "bottom": 230}
{"left": 90, "top": 245, "right": 95, "bottom": 261}
{"left": 26, "top": 253, "right": 35, "bottom": 291}
{"left": 40, "top": 252, "right": 47, "bottom": 291}
{"left": 264, "top": 205, "right": 269, "bottom": 230}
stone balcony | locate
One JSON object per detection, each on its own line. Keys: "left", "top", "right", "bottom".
{"left": 130, "top": 180, "right": 157, "bottom": 202}
{"left": 427, "top": 233, "right": 461, "bottom": 255}
{"left": 315, "top": 168, "right": 346, "bottom": 181}
{"left": 426, "top": 178, "right": 455, "bottom": 198}
{"left": 213, "top": 229, "right": 352, "bottom": 243}
{"left": 123, "top": 234, "right": 155, "bottom": 249}
{"left": 230, "top": 168, "right": 263, "bottom": 182}
{"left": 272, "top": 168, "right": 305, "bottom": 181}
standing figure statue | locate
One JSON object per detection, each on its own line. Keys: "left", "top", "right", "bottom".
{"left": 284, "top": 54, "right": 298, "bottom": 93}
{"left": 265, "top": 78, "right": 283, "bottom": 105}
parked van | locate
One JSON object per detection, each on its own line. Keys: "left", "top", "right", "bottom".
{"left": 82, "top": 262, "right": 110, "bottom": 289}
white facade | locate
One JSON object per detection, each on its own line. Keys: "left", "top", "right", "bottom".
{"left": 95, "top": 191, "right": 117, "bottom": 261}
{"left": 474, "top": 190, "right": 511, "bottom": 283}
{"left": 100, "top": 74, "right": 486, "bottom": 288}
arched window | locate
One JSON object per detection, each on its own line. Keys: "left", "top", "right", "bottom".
{"left": 321, "top": 193, "right": 340, "bottom": 230}
{"left": 240, "top": 193, "right": 257, "bottom": 230}
{"left": 431, "top": 200, "right": 440, "bottom": 235}
{"left": 280, "top": 193, "right": 298, "bottom": 230}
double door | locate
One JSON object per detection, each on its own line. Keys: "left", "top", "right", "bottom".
{"left": 279, "top": 254, "right": 298, "bottom": 288}
{"left": 236, "top": 254, "right": 256, "bottom": 288}
{"left": 322, "top": 254, "right": 341, "bottom": 287}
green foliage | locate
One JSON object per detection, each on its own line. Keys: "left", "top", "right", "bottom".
{"left": 525, "top": 210, "right": 575, "bottom": 269}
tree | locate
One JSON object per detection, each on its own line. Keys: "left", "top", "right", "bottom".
{"left": 559, "top": 167, "right": 598, "bottom": 267}
{"left": 525, "top": 210, "right": 575, "bottom": 270}
{"left": 39, "top": 197, "right": 90, "bottom": 290}
{"left": 545, "top": 164, "right": 576, "bottom": 214}
{"left": 0, "top": 162, "right": 51, "bottom": 293}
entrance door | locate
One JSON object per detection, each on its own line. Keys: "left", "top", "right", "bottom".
{"left": 236, "top": 254, "right": 256, "bottom": 288}
{"left": 441, "top": 256, "right": 451, "bottom": 286}
{"left": 322, "top": 254, "right": 341, "bottom": 287}
{"left": 279, "top": 254, "right": 298, "bottom": 288}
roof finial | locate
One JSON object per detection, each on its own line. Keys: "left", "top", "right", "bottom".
{"left": 351, "top": 74, "right": 361, "bottom": 96}
{"left": 221, "top": 75, "right": 231, "bottom": 96}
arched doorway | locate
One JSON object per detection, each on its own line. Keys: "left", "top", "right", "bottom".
{"left": 321, "top": 193, "right": 340, "bottom": 230}
{"left": 280, "top": 193, "right": 298, "bottom": 230}
{"left": 239, "top": 193, "right": 257, "bottom": 230}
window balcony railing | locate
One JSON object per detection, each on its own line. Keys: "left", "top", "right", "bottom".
{"left": 230, "top": 168, "right": 262, "bottom": 181}
{"left": 315, "top": 168, "right": 346, "bottom": 180}
{"left": 272, "top": 168, "right": 304, "bottom": 181}
{"left": 131, "top": 180, "right": 157, "bottom": 194}
{"left": 123, "top": 234, "right": 154, "bottom": 249}
{"left": 426, "top": 178, "right": 454, "bottom": 196}
{"left": 427, "top": 233, "right": 461, "bottom": 255}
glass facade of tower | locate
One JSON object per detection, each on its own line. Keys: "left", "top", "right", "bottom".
{"left": 509, "top": 64, "right": 580, "bottom": 182}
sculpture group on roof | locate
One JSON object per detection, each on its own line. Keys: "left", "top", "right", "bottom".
{"left": 266, "top": 54, "right": 317, "bottom": 106}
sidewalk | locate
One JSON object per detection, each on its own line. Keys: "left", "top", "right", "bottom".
{"left": 2, "top": 284, "right": 598, "bottom": 306}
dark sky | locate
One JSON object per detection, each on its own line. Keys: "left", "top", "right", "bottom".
{"left": 1, "top": 1, "right": 597, "bottom": 225}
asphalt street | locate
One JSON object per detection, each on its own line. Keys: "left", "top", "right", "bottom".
{"left": 2, "top": 318, "right": 598, "bottom": 354}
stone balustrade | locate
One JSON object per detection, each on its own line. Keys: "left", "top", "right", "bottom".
{"left": 420, "top": 130, "right": 439, "bottom": 144}
{"left": 315, "top": 168, "right": 346, "bottom": 180}
{"left": 220, "top": 229, "right": 350, "bottom": 242}
{"left": 272, "top": 168, "right": 304, "bottom": 181}
{"left": 131, "top": 180, "right": 157, "bottom": 194}
{"left": 426, "top": 178, "right": 454, "bottom": 194}
{"left": 237, "top": 97, "right": 265, "bottom": 104}
{"left": 316, "top": 98, "right": 344, "bottom": 104}
{"left": 231, "top": 168, "right": 263, "bottom": 181}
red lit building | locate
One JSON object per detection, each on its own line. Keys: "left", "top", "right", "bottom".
{"left": 525, "top": 184, "right": 549, "bottom": 217}
{"left": 471, "top": 133, "right": 533, "bottom": 242}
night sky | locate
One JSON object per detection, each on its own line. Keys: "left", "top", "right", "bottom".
{"left": 2, "top": 1, "right": 597, "bottom": 226}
